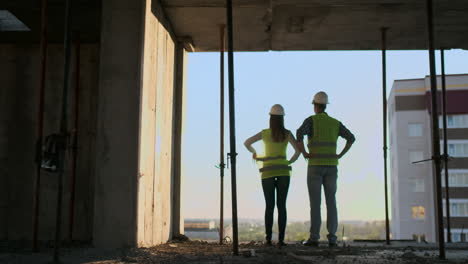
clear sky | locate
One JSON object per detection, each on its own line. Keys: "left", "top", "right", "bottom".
{"left": 182, "top": 49, "right": 468, "bottom": 221}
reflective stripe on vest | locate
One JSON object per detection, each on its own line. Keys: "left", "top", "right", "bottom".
{"left": 259, "top": 165, "right": 292, "bottom": 173}
{"left": 307, "top": 141, "right": 337, "bottom": 148}
{"left": 256, "top": 155, "right": 286, "bottom": 161}
{"left": 308, "top": 153, "right": 338, "bottom": 159}
{"left": 307, "top": 113, "right": 340, "bottom": 166}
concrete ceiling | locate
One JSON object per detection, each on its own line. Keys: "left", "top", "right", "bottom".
{"left": 161, "top": 0, "right": 468, "bottom": 51}
{"left": 2, "top": 0, "right": 468, "bottom": 51}
{"left": 0, "top": 0, "right": 101, "bottom": 43}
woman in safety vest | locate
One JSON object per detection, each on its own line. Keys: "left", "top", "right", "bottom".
{"left": 244, "top": 104, "right": 300, "bottom": 246}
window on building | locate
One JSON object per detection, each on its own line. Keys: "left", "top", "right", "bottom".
{"left": 411, "top": 206, "right": 425, "bottom": 219}
{"left": 412, "top": 234, "right": 427, "bottom": 242}
{"left": 451, "top": 232, "right": 467, "bottom": 243}
{"left": 450, "top": 202, "right": 468, "bottom": 217}
{"left": 408, "top": 123, "right": 423, "bottom": 137}
{"left": 389, "top": 103, "right": 395, "bottom": 119}
{"left": 442, "top": 170, "right": 468, "bottom": 187}
{"left": 409, "top": 151, "right": 424, "bottom": 164}
{"left": 439, "top": 114, "right": 468, "bottom": 128}
{"left": 410, "top": 179, "right": 425, "bottom": 192}
{"left": 447, "top": 142, "right": 468, "bottom": 157}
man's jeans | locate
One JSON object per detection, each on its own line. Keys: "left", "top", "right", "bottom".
{"left": 307, "top": 166, "right": 338, "bottom": 243}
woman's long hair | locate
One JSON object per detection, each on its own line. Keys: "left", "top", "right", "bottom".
{"left": 269, "top": 115, "right": 287, "bottom": 142}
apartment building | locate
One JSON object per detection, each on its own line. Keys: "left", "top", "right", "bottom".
{"left": 389, "top": 74, "right": 468, "bottom": 243}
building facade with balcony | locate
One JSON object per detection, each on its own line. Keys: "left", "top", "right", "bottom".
{"left": 389, "top": 74, "right": 468, "bottom": 243}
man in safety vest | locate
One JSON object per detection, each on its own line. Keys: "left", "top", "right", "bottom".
{"left": 296, "top": 91, "right": 355, "bottom": 248}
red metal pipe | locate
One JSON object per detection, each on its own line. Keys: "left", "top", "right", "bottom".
{"left": 33, "top": 0, "right": 48, "bottom": 251}
{"left": 68, "top": 33, "right": 80, "bottom": 241}
{"left": 54, "top": 0, "right": 73, "bottom": 260}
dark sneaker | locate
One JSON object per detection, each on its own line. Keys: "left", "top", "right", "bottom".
{"left": 328, "top": 242, "right": 338, "bottom": 248}
{"left": 265, "top": 240, "right": 272, "bottom": 246}
{"left": 303, "top": 240, "right": 319, "bottom": 247}
{"left": 278, "top": 241, "right": 287, "bottom": 247}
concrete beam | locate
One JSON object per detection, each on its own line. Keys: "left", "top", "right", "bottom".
{"left": 162, "top": 0, "right": 468, "bottom": 51}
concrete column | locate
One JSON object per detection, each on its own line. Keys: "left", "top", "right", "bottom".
{"left": 94, "top": 0, "right": 144, "bottom": 247}
{"left": 171, "top": 42, "right": 187, "bottom": 236}
{"left": 94, "top": 0, "right": 180, "bottom": 247}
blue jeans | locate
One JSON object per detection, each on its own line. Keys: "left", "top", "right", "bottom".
{"left": 307, "top": 166, "right": 338, "bottom": 243}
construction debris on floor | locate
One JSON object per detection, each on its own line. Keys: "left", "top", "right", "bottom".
{"left": 1, "top": 240, "right": 468, "bottom": 264}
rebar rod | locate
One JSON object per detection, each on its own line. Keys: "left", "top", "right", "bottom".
{"left": 426, "top": 0, "right": 445, "bottom": 259}
{"left": 33, "top": 0, "right": 48, "bottom": 252}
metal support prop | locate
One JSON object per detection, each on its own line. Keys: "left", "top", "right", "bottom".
{"left": 226, "top": 0, "right": 239, "bottom": 255}
{"left": 68, "top": 33, "right": 80, "bottom": 242}
{"left": 33, "top": 0, "right": 48, "bottom": 252}
{"left": 219, "top": 25, "right": 225, "bottom": 245}
{"left": 53, "top": 0, "right": 72, "bottom": 261}
{"left": 440, "top": 48, "right": 451, "bottom": 243}
{"left": 426, "top": 0, "right": 445, "bottom": 259}
{"left": 381, "top": 27, "right": 391, "bottom": 246}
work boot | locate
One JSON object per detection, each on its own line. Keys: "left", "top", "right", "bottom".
{"left": 303, "top": 240, "right": 319, "bottom": 247}
{"left": 278, "top": 240, "right": 287, "bottom": 247}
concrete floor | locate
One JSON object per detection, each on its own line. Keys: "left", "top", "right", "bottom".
{"left": 1, "top": 240, "right": 467, "bottom": 264}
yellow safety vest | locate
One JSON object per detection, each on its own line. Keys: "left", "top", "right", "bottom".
{"left": 307, "top": 113, "right": 340, "bottom": 166}
{"left": 257, "top": 129, "right": 291, "bottom": 179}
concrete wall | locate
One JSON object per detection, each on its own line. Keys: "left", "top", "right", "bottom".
{"left": 94, "top": 0, "right": 185, "bottom": 247}
{"left": 1, "top": 0, "right": 185, "bottom": 248}
{"left": 0, "top": 43, "right": 99, "bottom": 242}
{"left": 137, "top": 0, "right": 178, "bottom": 246}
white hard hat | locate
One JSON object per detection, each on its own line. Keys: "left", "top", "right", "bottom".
{"left": 269, "top": 104, "right": 285, "bottom": 116}
{"left": 312, "top": 91, "right": 329, "bottom": 104}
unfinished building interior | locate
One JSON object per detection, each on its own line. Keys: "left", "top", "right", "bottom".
{"left": 1, "top": 0, "right": 468, "bottom": 259}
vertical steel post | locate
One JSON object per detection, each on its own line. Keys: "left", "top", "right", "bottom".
{"left": 381, "top": 27, "right": 391, "bottom": 245}
{"left": 219, "top": 25, "right": 225, "bottom": 245}
{"left": 226, "top": 0, "right": 239, "bottom": 255}
{"left": 33, "top": 0, "right": 48, "bottom": 252}
{"left": 440, "top": 48, "right": 451, "bottom": 243}
{"left": 53, "top": 0, "right": 72, "bottom": 261}
{"left": 426, "top": 0, "right": 445, "bottom": 259}
{"left": 68, "top": 32, "right": 80, "bottom": 242}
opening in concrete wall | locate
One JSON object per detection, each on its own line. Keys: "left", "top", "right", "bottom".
{"left": 182, "top": 49, "right": 468, "bottom": 243}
